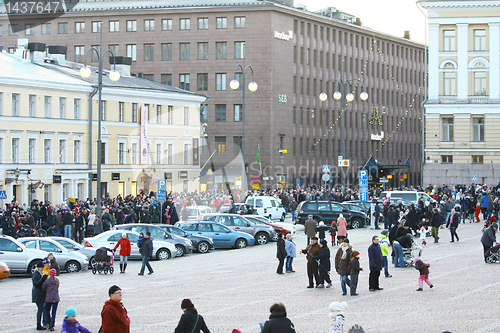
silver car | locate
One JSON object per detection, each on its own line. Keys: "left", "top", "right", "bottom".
{"left": 49, "top": 237, "right": 98, "bottom": 268}
{"left": 19, "top": 237, "right": 89, "bottom": 273}
{"left": 84, "top": 230, "right": 176, "bottom": 260}
{"left": 0, "top": 235, "right": 47, "bottom": 276}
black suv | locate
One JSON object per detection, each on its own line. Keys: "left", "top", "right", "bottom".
{"left": 296, "top": 201, "right": 368, "bottom": 229}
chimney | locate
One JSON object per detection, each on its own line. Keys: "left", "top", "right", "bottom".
{"left": 109, "top": 56, "right": 132, "bottom": 77}
{"left": 28, "top": 42, "right": 46, "bottom": 64}
{"left": 404, "top": 31, "right": 411, "bottom": 40}
{"left": 48, "top": 45, "right": 67, "bottom": 65}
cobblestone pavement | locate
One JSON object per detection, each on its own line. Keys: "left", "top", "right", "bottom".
{"left": 1, "top": 218, "right": 498, "bottom": 333}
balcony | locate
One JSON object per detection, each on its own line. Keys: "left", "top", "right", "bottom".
{"left": 438, "top": 95, "right": 490, "bottom": 104}
{"left": 439, "top": 96, "right": 457, "bottom": 104}
{"left": 469, "top": 95, "right": 489, "bottom": 103}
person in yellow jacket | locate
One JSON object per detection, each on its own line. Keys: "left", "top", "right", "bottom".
{"left": 379, "top": 231, "right": 392, "bottom": 278}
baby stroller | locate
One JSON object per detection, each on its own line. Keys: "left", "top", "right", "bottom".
{"left": 483, "top": 215, "right": 498, "bottom": 232}
{"left": 92, "top": 247, "right": 115, "bottom": 274}
{"left": 403, "top": 239, "right": 423, "bottom": 267}
{"left": 485, "top": 243, "right": 500, "bottom": 263}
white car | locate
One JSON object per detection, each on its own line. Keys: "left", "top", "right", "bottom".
{"left": 187, "top": 206, "right": 217, "bottom": 221}
{"left": 245, "top": 196, "right": 287, "bottom": 221}
{"left": 84, "top": 230, "right": 176, "bottom": 260}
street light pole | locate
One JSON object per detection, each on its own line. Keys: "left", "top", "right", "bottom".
{"left": 80, "top": 22, "right": 120, "bottom": 218}
{"left": 319, "top": 60, "right": 368, "bottom": 193}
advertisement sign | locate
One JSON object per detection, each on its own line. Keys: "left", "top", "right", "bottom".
{"left": 140, "top": 106, "right": 149, "bottom": 164}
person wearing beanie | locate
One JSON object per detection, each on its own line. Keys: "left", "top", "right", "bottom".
{"left": 42, "top": 268, "right": 60, "bottom": 331}
{"left": 42, "top": 257, "right": 51, "bottom": 276}
{"left": 317, "top": 221, "right": 329, "bottom": 241}
{"left": 113, "top": 232, "right": 131, "bottom": 273}
{"left": 232, "top": 329, "right": 242, "bottom": 333}
{"left": 379, "top": 231, "right": 392, "bottom": 278}
{"left": 32, "top": 261, "right": 47, "bottom": 330}
{"left": 261, "top": 302, "right": 295, "bottom": 333}
{"left": 347, "top": 324, "right": 366, "bottom": 333}
{"left": 414, "top": 257, "right": 433, "bottom": 291}
{"left": 328, "top": 301, "right": 347, "bottom": 333}
{"left": 174, "top": 299, "right": 210, "bottom": 333}
{"left": 312, "top": 239, "right": 332, "bottom": 288}
{"left": 61, "top": 308, "right": 91, "bottom": 333}
{"left": 101, "top": 285, "right": 130, "bottom": 333}
{"left": 301, "top": 236, "right": 321, "bottom": 288}
{"left": 349, "top": 251, "right": 363, "bottom": 296}
{"left": 368, "top": 235, "right": 383, "bottom": 292}
{"left": 335, "top": 238, "right": 353, "bottom": 295}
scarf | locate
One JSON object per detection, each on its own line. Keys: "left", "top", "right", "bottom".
{"left": 341, "top": 244, "right": 349, "bottom": 260}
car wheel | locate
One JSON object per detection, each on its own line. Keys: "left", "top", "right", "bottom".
{"left": 175, "top": 245, "right": 185, "bottom": 257}
{"left": 156, "top": 248, "right": 171, "bottom": 260}
{"left": 235, "top": 238, "right": 248, "bottom": 249}
{"left": 350, "top": 218, "right": 362, "bottom": 229}
{"left": 197, "top": 241, "right": 210, "bottom": 253}
{"left": 255, "top": 232, "right": 269, "bottom": 245}
{"left": 29, "top": 260, "right": 42, "bottom": 277}
{"left": 280, "top": 213, "right": 286, "bottom": 222}
{"left": 65, "top": 261, "right": 81, "bottom": 273}
{"left": 90, "top": 256, "right": 97, "bottom": 268}
{"left": 272, "top": 232, "right": 281, "bottom": 242}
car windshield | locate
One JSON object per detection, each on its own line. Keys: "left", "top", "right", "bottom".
{"left": 168, "top": 227, "right": 187, "bottom": 237}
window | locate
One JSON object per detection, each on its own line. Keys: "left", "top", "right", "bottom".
{"left": 162, "top": 43, "right": 172, "bottom": 61}
{"left": 132, "top": 103, "right": 138, "bottom": 122}
{"left": 179, "top": 74, "right": 190, "bottom": 90}
{"left": 58, "top": 22, "right": 68, "bottom": 34}
{"left": 442, "top": 117, "right": 454, "bottom": 142}
{"left": 25, "top": 24, "right": 34, "bottom": 35}
{"left": 9, "top": 24, "right": 18, "bottom": 35}
{"left": 59, "top": 97, "right": 66, "bottom": 119}
{"left": 44, "top": 96, "right": 51, "bottom": 118}
{"left": 100, "top": 101, "right": 106, "bottom": 120}
{"left": 41, "top": 23, "right": 51, "bottom": 35}
{"left": 180, "top": 43, "right": 190, "bottom": 60}
{"left": 29, "top": 94, "right": 35, "bottom": 117}
{"left": 235, "top": 42, "right": 245, "bottom": 59}
{"left": 198, "top": 18, "right": 208, "bottom": 30}
{"left": 109, "top": 20, "right": 119, "bottom": 32}
{"left": 144, "top": 44, "right": 154, "bottom": 61}
{"left": 472, "top": 155, "right": 484, "bottom": 164}
{"left": 167, "top": 143, "right": 173, "bottom": 164}
{"left": 474, "top": 29, "right": 486, "bottom": 51}
{"left": 109, "top": 44, "right": 119, "bottom": 57}
{"left": 441, "top": 155, "right": 453, "bottom": 164}
{"left": 119, "top": 142, "right": 125, "bottom": 164}
{"left": 197, "top": 42, "right": 208, "bottom": 60}
{"left": 200, "top": 105, "right": 208, "bottom": 122}
{"left": 127, "top": 20, "right": 137, "bottom": 32}
{"left": 235, "top": 16, "right": 245, "bottom": 29}
{"left": 215, "top": 137, "right": 226, "bottom": 154}
{"left": 184, "top": 107, "right": 189, "bottom": 125}
{"left": 156, "top": 143, "right": 162, "bottom": 164}
{"left": 143, "top": 74, "right": 154, "bottom": 81}
{"left": 100, "top": 143, "right": 106, "bottom": 164}
{"left": 162, "top": 74, "right": 172, "bottom": 85}
{"left": 44, "top": 139, "right": 51, "bottom": 163}
{"left": 233, "top": 73, "right": 243, "bottom": 90}
{"left": 216, "top": 17, "right": 227, "bottom": 29}
{"left": 59, "top": 139, "right": 66, "bottom": 163}
{"left": 197, "top": 73, "right": 208, "bottom": 91}
{"left": 12, "top": 93, "right": 19, "bottom": 116}
{"left": 474, "top": 71, "right": 487, "bottom": 95}
{"left": 216, "top": 105, "right": 226, "bottom": 122}
{"left": 306, "top": 49, "right": 310, "bottom": 65}
{"left": 91, "top": 45, "right": 100, "bottom": 62}
{"left": 473, "top": 118, "right": 485, "bottom": 142}
{"left": 233, "top": 136, "right": 242, "bottom": 154}
{"left": 11, "top": 138, "right": 20, "bottom": 163}
{"left": 28, "top": 138, "right": 36, "bottom": 163}
{"left": 443, "top": 30, "right": 455, "bottom": 51}
{"left": 75, "top": 22, "right": 85, "bottom": 34}
{"left": 75, "top": 46, "right": 85, "bottom": 63}
{"left": 132, "top": 143, "right": 138, "bottom": 164}
{"left": 180, "top": 19, "right": 190, "bottom": 30}
{"left": 144, "top": 19, "right": 154, "bottom": 31}
{"left": 118, "top": 102, "right": 124, "bottom": 122}
{"left": 162, "top": 19, "right": 172, "bottom": 31}
{"left": 74, "top": 140, "right": 80, "bottom": 163}
{"left": 234, "top": 104, "right": 242, "bottom": 122}
{"left": 92, "top": 21, "right": 101, "bottom": 33}
{"left": 74, "top": 99, "right": 80, "bottom": 119}
{"left": 443, "top": 72, "right": 455, "bottom": 96}
{"left": 168, "top": 106, "right": 173, "bottom": 124}
{"left": 216, "top": 42, "right": 227, "bottom": 59}
{"left": 126, "top": 44, "right": 137, "bottom": 61}
{"left": 216, "top": 73, "right": 226, "bottom": 91}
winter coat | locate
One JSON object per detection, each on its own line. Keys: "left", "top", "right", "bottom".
{"left": 334, "top": 245, "right": 353, "bottom": 275}
{"left": 139, "top": 237, "right": 153, "bottom": 257}
{"left": 350, "top": 256, "right": 362, "bottom": 275}
{"left": 114, "top": 237, "right": 132, "bottom": 256}
{"left": 317, "top": 226, "right": 329, "bottom": 239}
{"left": 262, "top": 310, "right": 296, "bottom": 333}
{"left": 389, "top": 224, "right": 398, "bottom": 244}
{"left": 101, "top": 299, "right": 131, "bottom": 333}
{"left": 481, "top": 226, "right": 497, "bottom": 248}
{"left": 446, "top": 213, "right": 459, "bottom": 229}
{"left": 312, "top": 245, "right": 331, "bottom": 272}
{"left": 50, "top": 257, "right": 61, "bottom": 276}
{"left": 174, "top": 308, "right": 210, "bottom": 333}
{"left": 368, "top": 242, "right": 383, "bottom": 271}
{"left": 94, "top": 218, "right": 103, "bottom": 234}
{"left": 289, "top": 201, "right": 298, "bottom": 211}
{"left": 42, "top": 276, "right": 60, "bottom": 303}
{"left": 395, "top": 235, "right": 413, "bottom": 249}
{"left": 302, "top": 243, "right": 321, "bottom": 263}
{"left": 396, "top": 226, "right": 410, "bottom": 239}
{"left": 150, "top": 208, "right": 161, "bottom": 223}
{"left": 414, "top": 259, "right": 430, "bottom": 275}
{"left": 379, "top": 234, "right": 389, "bottom": 257}
{"left": 32, "top": 270, "right": 46, "bottom": 303}
{"left": 276, "top": 238, "right": 287, "bottom": 259}
{"left": 285, "top": 239, "right": 296, "bottom": 258}
{"left": 481, "top": 195, "right": 489, "bottom": 208}
{"left": 336, "top": 218, "right": 347, "bottom": 237}
{"left": 304, "top": 219, "right": 317, "bottom": 238}
{"left": 63, "top": 212, "right": 73, "bottom": 226}
{"left": 61, "top": 317, "right": 92, "bottom": 333}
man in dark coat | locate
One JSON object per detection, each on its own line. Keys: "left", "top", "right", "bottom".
{"left": 74, "top": 211, "right": 84, "bottom": 243}
{"left": 304, "top": 215, "right": 317, "bottom": 245}
{"left": 481, "top": 222, "right": 498, "bottom": 260}
{"left": 312, "top": 239, "right": 332, "bottom": 288}
{"left": 276, "top": 233, "right": 287, "bottom": 274}
{"left": 62, "top": 209, "right": 73, "bottom": 239}
{"left": 301, "top": 237, "right": 321, "bottom": 288}
{"left": 32, "top": 262, "right": 46, "bottom": 330}
{"left": 373, "top": 201, "right": 381, "bottom": 229}
{"left": 368, "top": 235, "right": 383, "bottom": 292}
{"left": 138, "top": 232, "right": 154, "bottom": 275}
{"left": 174, "top": 298, "right": 210, "bottom": 333}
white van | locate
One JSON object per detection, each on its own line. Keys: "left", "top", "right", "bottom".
{"left": 245, "top": 196, "right": 287, "bottom": 221}
{"left": 379, "top": 191, "right": 432, "bottom": 206}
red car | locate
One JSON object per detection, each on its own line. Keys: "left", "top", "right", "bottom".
{"left": 245, "top": 215, "right": 294, "bottom": 241}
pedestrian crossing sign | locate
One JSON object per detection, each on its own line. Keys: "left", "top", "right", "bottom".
{"left": 0, "top": 191, "right": 6, "bottom": 200}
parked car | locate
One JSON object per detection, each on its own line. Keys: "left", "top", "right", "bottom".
{"left": 388, "top": 198, "right": 414, "bottom": 207}
{"left": 245, "top": 215, "right": 296, "bottom": 241}
{"left": 245, "top": 196, "right": 287, "bottom": 221}
{"left": 84, "top": 230, "right": 176, "bottom": 260}
{"left": 115, "top": 224, "right": 193, "bottom": 256}
{"left": 0, "top": 260, "right": 10, "bottom": 280}
{"left": 341, "top": 203, "right": 367, "bottom": 215}
{"left": 343, "top": 200, "right": 372, "bottom": 215}
{"left": 379, "top": 191, "right": 432, "bottom": 206}
{"left": 186, "top": 206, "right": 217, "bottom": 221}
{"left": 177, "top": 222, "right": 255, "bottom": 249}
{"left": 202, "top": 213, "right": 275, "bottom": 245}
{"left": 218, "top": 203, "right": 257, "bottom": 215}
{"left": 19, "top": 237, "right": 89, "bottom": 273}
{"left": 157, "top": 225, "right": 214, "bottom": 254}
{"left": 48, "top": 237, "right": 98, "bottom": 268}
{"left": 296, "top": 201, "right": 367, "bottom": 229}
{"left": 0, "top": 235, "right": 49, "bottom": 276}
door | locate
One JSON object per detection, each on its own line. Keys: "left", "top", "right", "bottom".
{"left": 126, "top": 233, "right": 140, "bottom": 258}
{"left": 317, "top": 202, "right": 334, "bottom": 222}
{"left": 232, "top": 216, "right": 254, "bottom": 236}
{"left": 0, "top": 238, "right": 26, "bottom": 271}
{"left": 211, "top": 223, "right": 232, "bottom": 247}
{"left": 101, "top": 182, "right": 108, "bottom": 197}
{"left": 118, "top": 182, "right": 125, "bottom": 198}
{"left": 330, "top": 202, "right": 345, "bottom": 223}
{"left": 131, "top": 181, "right": 137, "bottom": 196}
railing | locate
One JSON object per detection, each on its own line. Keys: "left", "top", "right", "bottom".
{"left": 439, "top": 96, "right": 457, "bottom": 104}
{"left": 469, "top": 95, "right": 489, "bottom": 103}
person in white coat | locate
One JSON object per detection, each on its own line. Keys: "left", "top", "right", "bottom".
{"left": 285, "top": 234, "right": 296, "bottom": 273}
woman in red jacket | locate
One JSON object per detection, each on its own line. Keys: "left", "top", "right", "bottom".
{"left": 113, "top": 233, "right": 131, "bottom": 274}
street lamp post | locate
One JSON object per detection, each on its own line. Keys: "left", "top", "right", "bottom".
{"left": 319, "top": 61, "right": 368, "bottom": 193}
{"left": 79, "top": 23, "right": 120, "bottom": 218}
{"left": 229, "top": 58, "right": 257, "bottom": 194}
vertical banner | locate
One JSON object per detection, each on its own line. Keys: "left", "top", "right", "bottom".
{"left": 140, "top": 106, "right": 149, "bottom": 164}
{"left": 192, "top": 138, "right": 199, "bottom": 165}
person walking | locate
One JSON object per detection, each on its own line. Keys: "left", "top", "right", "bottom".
{"left": 138, "top": 232, "right": 154, "bottom": 275}
{"left": 312, "top": 239, "right": 332, "bottom": 288}
{"left": 373, "top": 201, "right": 381, "bottom": 229}
{"left": 289, "top": 199, "right": 298, "bottom": 222}
{"left": 276, "top": 233, "right": 287, "bottom": 274}
{"left": 368, "top": 235, "right": 383, "bottom": 292}
{"left": 414, "top": 257, "right": 433, "bottom": 291}
{"left": 334, "top": 238, "right": 352, "bottom": 296}
{"left": 336, "top": 214, "right": 347, "bottom": 244}
{"left": 285, "top": 234, "right": 296, "bottom": 273}
{"left": 446, "top": 208, "right": 460, "bottom": 242}
{"left": 379, "top": 231, "right": 392, "bottom": 278}
{"left": 301, "top": 237, "right": 321, "bottom": 288}
{"left": 349, "top": 251, "right": 362, "bottom": 296}
{"left": 101, "top": 285, "right": 130, "bottom": 333}
{"left": 61, "top": 308, "right": 92, "bottom": 333}
{"left": 481, "top": 222, "right": 498, "bottom": 261}
{"left": 329, "top": 221, "right": 337, "bottom": 246}
{"left": 32, "top": 262, "right": 47, "bottom": 331}
{"left": 430, "top": 207, "right": 441, "bottom": 243}
{"left": 174, "top": 299, "right": 210, "bottom": 333}
{"left": 42, "top": 269, "right": 60, "bottom": 331}
{"left": 261, "top": 302, "right": 296, "bottom": 333}
{"left": 113, "top": 233, "right": 131, "bottom": 274}
{"left": 304, "top": 215, "right": 317, "bottom": 245}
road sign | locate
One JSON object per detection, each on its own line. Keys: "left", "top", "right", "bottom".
{"left": 251, "top": 175, "right": 260, "bottom": 184}
{"left": 338, "top": 159, "right": 350, "bottom": 167}
{"left": 207, "top": 169, "right": 213, "bottom": 175}
{"left": 158, "top": 180, "right": 167, "bottom": 201}
{"left": 400, "top": 175, "right": 404, "bottom": 181}
{"left": 472, "top": 175, "right": 478, "bottom": 181}
{"left": 322, "top": 173, "right": 330, "bottom": 182}
{"left": 360, "top": 192, "right": 369, "bottom": 201}
{"left": 322, "top": 165, "right": 331, "bottom": 173}
{"left": 0, "top": 191, "right": 6, "bottom": 200}
{"left": 379, "top": 178, "right": 389, "bottom": 183}
{"left": 359, "top": 170, "right": 368, "bottom": 202}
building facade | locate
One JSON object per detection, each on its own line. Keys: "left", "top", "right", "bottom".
{"left": 0, "top": 47, "right": 205, "bottom": 206}
{"left": 421, "top": 0, "right": 500, "bottom": 186}
{"left": 0, "top": 0, "right": 425, "bottom": 190}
